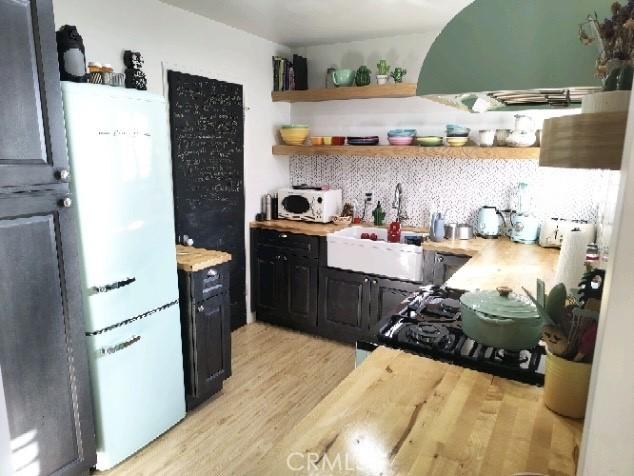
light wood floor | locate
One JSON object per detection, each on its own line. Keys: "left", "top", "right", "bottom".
{"left": 101, "top": 323, "right": 354, "bottom": 476}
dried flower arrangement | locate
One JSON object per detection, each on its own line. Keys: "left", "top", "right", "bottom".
{"left": 580, "top": 1, "right": 634, "bottom": 89}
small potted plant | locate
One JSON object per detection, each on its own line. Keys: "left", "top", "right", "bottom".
{"left": 579, "top": 1, "right": 634, "bottom": 91}
{"left": 532, "top": 268, "right": 604, "bottom": 419}
{"left": 390, "top": 67, "right": 407, "bottom": 83}
{"left": 376, "top": 59, "right": 390, "bottom": 85}
{"left": 355, "top": 65, "right": 372, "bottom": 86}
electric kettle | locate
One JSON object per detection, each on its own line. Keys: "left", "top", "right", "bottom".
{"left": 476, "top": 206, "right": 504, "bottom": 238}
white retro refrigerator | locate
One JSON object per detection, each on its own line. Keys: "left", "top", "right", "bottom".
{"left": 61, "top": 82, "right": 185, "bottom": 470}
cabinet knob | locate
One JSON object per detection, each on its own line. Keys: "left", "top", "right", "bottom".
{"left": 372, "top": 280, "right": 378, "bottom": 284}
{"left": 436, "top": 255, "right": 445, "bottom": 263}
{"left": 364, "top": 278, "right": 369, "bottom": 283}
{"left": 56, "top": 169, "right": 71, "bottom": 181}
{"left": 197, "top": 305, "right": 205, "bottom": 312}
{"left": 279, "top": 233, "right": 288, "bottom": 239}
{"left": 280, "top": 255, "right": 288, "bottom": 261}
{"left": 207, "top": 269, "right": 218, "bottom": 278}
{"left": 58, "top": 197, "right": 72, "bottom": 208}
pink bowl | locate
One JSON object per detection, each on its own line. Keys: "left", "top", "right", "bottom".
{"left": 388, "top": 136, "right": 414, "bottom": 146}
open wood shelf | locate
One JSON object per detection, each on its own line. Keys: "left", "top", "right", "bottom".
{"left": 540, "top": 111, "right": 627, "bottom": 170}
{"left": 272, "top": 144, "right": 540, "bottom": 159}
{"left": 271, "top": 83, "right": 418, "bottom": 102}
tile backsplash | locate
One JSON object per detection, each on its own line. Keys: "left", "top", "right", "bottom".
{"left": 289, "top": 154, "right": 616, "bottom": 228}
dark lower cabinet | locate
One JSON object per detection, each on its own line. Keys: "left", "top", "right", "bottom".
{"left": 423, "top": 250, "right": 471, "bottom": 285}
{"left": 318, "top": 268, "right": 370, "bottom": 342}
{"left": 178, "top": 264, "right": 232, "bottom": 410}
{"left": 318, "top": 268, "right": 419, "bottom": 343}
{"left": 369, "top": 277, "right": 421, "bottom": 331}
{"left": 252, "top": 232, "right": 318, "bottom": 332}
{"left": 251, "top": 229, "right": 473, "bottom": 344}
{"left": 0, "top": 191, "right": 96, "bottom": 475}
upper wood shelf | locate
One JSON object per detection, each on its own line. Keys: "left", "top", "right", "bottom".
{"left": 272, "top": 144, "right": 540, "bottom": 159}
{"left": 271, "top": 83, "right": 418, "bottom": 103}
{"left": 540, "top": 111, "right": 627, "bottom": 170}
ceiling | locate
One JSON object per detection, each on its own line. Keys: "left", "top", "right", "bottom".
{"left": 160, "top": 0, "right": 473, "bottom": 47}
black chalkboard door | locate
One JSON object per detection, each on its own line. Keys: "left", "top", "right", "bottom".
{"left": 168, "top": 70, "right": 246, "bottom": 330}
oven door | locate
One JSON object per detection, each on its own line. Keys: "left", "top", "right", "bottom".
{"left": 281, "top": 194, "right": 312, "bottom": 216}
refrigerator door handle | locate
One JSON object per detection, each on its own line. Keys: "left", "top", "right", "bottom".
{"left": 98, "top": 335, "right": 141, "bottom": 356}
{"left": 89, "top": 277, "right": 136, "bottom": 295}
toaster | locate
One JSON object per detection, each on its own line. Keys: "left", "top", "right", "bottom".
{"left": 539, "top": 218, "right": 596, "bottom": 248}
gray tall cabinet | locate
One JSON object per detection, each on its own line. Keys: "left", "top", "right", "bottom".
{"left": 0, "top": 0, "right": 96, "bottom": 474}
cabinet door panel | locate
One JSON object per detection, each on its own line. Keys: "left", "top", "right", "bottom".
{"left": 0, "top": 192, "right": 95, "bottom": 474}
{"left": 255, "top": 246, "right": 281, "bottom": 314}
{"left": 318, "top": 268, "right": 369, "bottom": 342}
{"left": 285, "top": 255, "right": 318, "bottom": 329}
{"left": 370, "top": 278, "right": 421, "bottom": 330}
{"left": 0, "top": 0, "right": 69, "bottom": 188}
{"left": 193, "top": 294, "right": 229, "bottom": 397}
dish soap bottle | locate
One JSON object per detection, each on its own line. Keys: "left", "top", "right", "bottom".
{"left": 372, "top": 201, "right": 386, "bottom": 226}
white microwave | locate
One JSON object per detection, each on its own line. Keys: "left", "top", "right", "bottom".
{"left": 278, "top": 188, "right": 342, "bottom": 223}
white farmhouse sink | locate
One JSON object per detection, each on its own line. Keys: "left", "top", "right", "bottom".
{"left": 327, "top": 227, "right": 424, "bottom": 281}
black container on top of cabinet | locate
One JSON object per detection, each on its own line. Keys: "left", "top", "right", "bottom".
{"left": 178, "top": 263, "right": 232, "bottom": 411}
{"left": 168, "top": 70, "right": 246, "bottom": 331}
{"left": 0, "top": 0, "right": 96, "bottom": 474}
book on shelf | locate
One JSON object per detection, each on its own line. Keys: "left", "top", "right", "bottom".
{"left": 272, "top": 54, "right": 307, "bottom": 92}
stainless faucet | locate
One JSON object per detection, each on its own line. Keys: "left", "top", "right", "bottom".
{"left": 392, "top": 183, "right": 409, "bottom": 222}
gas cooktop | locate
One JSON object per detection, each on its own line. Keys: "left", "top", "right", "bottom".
{"left": 376, "top": 285, "right": 546, "bottom": 386}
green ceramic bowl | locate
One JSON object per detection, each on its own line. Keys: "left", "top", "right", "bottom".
{"left": 416, "top": 136, "right": 443, "bottom": 147}
{"left": 331, "top": 69, "right": 356, "bottom": 87}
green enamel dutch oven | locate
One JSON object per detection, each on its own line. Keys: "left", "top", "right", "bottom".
{"left": 460, "top": 286, "right": 543, "bottom": 351}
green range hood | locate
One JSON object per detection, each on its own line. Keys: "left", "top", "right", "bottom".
{"left": 417, "top": 0, "right": 608, "bottom": 112}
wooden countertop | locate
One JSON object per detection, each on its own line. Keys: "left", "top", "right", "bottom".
{"left": 250, "top": 219, "right": 428, "bottom": 237}
{"left": 258, "top": 346, "right": 582, "bottom": 476}
{"left": 175, "top": 245, "right": 232, "bottom": 272}
{"left": 251, "top": 220, "right": 560, "bottom": 293}
{"left": 250, "top": 219, "right": 348, "bottom": 236}
{"left": 435, "top": 238, "right": 560, "bottom": 293}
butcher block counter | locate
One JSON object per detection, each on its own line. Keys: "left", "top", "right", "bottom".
{"left": 252, "top": 220, "right": 560, "bottom": 293}
{"left": 250, "top": 219, "right": 427, "bottom": 236}
{"left": 257, "top": 346, "right": 582, "bottom": 476}
{"left": 175, "top": 244, "right": 232, "bottom": 272}
{"left": 425, "top": 238, "right": 560, "bottom": 292}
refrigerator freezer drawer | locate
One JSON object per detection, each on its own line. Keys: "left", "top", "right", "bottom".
{"left": 86, "top": 303, "right": 185, "bottom": 470}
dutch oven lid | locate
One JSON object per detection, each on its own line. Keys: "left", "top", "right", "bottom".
{"left": 460, "top": 286, "right": 539, "bottom": 320}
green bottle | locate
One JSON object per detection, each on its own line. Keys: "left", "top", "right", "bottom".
{"left": 372, "top": 201, "right": 386, "bottom": 226}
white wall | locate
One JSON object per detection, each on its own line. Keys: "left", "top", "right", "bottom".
{"left": 52, "top": 0, "right": 292, "bottom": 323}
{"left": 579, "top": 96, "right": 634, "bottom": 476}
{"left": 291, "top": 31, "right": 578, "bottom": 136}
{"left": 294, "top": 32, "right": 436, "bottom": 90}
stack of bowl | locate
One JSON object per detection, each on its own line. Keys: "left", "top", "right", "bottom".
{"left": 280, "top": 124, "right": 309, "bottom": 145}
{"left": 387, "top": 129, "right": 417, "bottom": 146}
{"left": 446, "top": 124, "right": 470, "bottom": 147}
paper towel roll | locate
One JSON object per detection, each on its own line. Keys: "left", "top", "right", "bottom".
{"left": 555, "top": 230, "right": 589, "bottom": 291}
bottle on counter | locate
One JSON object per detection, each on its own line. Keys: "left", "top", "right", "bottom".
{"left": 264, "top": 194, "right": 272, "bottom": 221}
{"left": 372, "top": 201, "right": 386, "bottom": 226}
{"left": 271, "top": 193, "right": 278, "bottom": 220}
